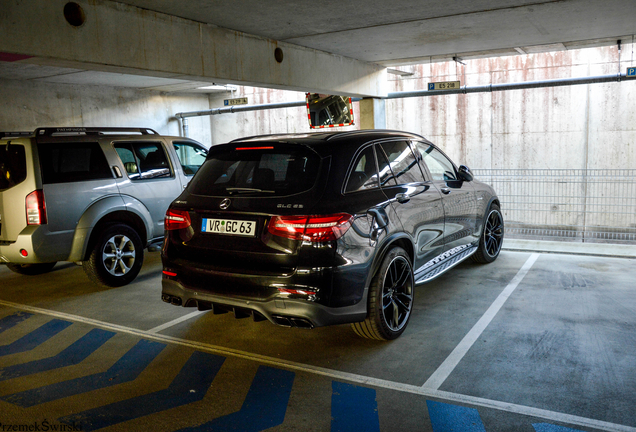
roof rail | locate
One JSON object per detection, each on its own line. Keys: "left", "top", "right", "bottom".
{"left": 0, "top": 131, "right": 33, "bottom": 139}
{"left": 34, "top": 127, "right": 159, "bottom": 136}
{"left": 229, "top": 131, "right": 343, "bottom": 143}
{"left": 324, "top": 129, "right": 424, "bottom": 141}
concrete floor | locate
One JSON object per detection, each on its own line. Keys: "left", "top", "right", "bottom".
{"left": 0, "top": 245, "right": 634, "bottom": 432}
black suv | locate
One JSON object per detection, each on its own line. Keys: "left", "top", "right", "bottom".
{"left": 161, "top": 130, "right": 503, "bottom": 340}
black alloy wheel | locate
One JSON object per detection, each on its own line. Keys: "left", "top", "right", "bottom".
{"left": 473, "top": 203, "right": 504, "bottom": 263}
{"left": 352, "top": 247, "right": 414, "bottom": 340}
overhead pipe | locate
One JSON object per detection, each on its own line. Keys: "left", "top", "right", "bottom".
{"left": 387, "top": 72, "right": 635, "bottom": 98}
{"left": 174, "top": 72, "right": 636, "bottom": 133}
{"left": 175, "top": 101, "right": 308, "bottom": 137}
{"left": 176, "top": 100, "right": 307, "bottom": 120}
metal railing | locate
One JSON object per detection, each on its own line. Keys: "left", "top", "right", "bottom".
{"left": 472, "top": 169, "right": 636, "bottom": 244}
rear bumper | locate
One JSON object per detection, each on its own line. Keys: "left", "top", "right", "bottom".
{"left": 161, "top": 277, "right": 368, "bottom": 328}
{"left": 0, "top": 227, "right": 62, "bottom": 263}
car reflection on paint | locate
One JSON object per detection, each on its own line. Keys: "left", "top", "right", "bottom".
{"left": 161, "top": 130, "right": 504, "bottom": 340}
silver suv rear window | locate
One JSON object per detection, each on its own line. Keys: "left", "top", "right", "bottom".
{"left": 38, "top": 142, "right": 113, "bottom": 184}
{"left": 189, "top": 145, "right": 320, "bottom": 197}
{"left": 0, "top": 144, "right": 27, "bottom": 192}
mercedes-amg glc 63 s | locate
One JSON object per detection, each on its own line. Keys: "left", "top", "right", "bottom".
{"left": 161, "top": 130, "right": 503, "bottom": 340}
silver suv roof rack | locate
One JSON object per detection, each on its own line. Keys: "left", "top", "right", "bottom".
{"left": 34, "top": 127, "right": 159, "bottom": 136}
{"left": 0, "top": 131, "right": 33, "bottom": 138}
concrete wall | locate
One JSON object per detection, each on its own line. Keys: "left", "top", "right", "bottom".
{"left": 387, "top": 43, "right": 636, "bottom": 171}
{"left": 212, "top": 43, "right": 636, "bottom": 171}
{"left": 208, "top": 87, "right": 361, "bottom": 144}
{"left": 2, "top": 43, "right": 634, "bottom": 170}
{"left": 0, "top": 79, "right": 213, "bottom": 146}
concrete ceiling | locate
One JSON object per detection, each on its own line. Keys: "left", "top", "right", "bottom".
{"left": 0, "top": 0, "right": 634, "bottom": 93}
{"left": 116, "top": 0, "right": 635, "bottom": 65}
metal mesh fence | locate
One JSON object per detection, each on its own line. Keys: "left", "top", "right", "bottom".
{"left": 472, "top": 169, "right": 636, "bottom": 244}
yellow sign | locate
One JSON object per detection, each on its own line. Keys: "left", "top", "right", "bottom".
{"left": 428, "top": 81, "right": 461, "bottom": 91}
{"left": 224, "top": 97, "right": 248, "bottom": 106}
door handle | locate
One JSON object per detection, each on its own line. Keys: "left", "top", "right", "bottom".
{"left": 395, "top": 193, "right": 411, "bottom": 204}
{"left": 440, "top": 188, "right": 451, "bottom": 195}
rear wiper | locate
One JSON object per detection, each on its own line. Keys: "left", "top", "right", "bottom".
{"left": 226, "top": 187, "right": 275, "bottom": 194}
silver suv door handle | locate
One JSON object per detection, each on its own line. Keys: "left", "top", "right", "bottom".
{"left": 440, "top": 188, "right": 451, "bottom": 195}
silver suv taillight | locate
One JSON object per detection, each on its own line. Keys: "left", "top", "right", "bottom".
{"left": 26, "top": 189, "right": 47, "bottom": 225}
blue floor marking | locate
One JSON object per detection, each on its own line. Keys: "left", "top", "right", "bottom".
{"left": 0, "top": 312, "right": 33, "bottom": 334}
{"left": 1, "top": 339, "right": 166, "bottom": 407}
{"left": 533, "top": 424, "right": 586, "bottom": 432}
{"left": 179, "top": 366, "right": 295, "bottom": 432}
{"left": 58, "top": 350, "right": 225, "bottom": 431}
{"left": 331, "top": 381, "right": 380, "bottom": 432}
{"left": 0, "top": 319, "right": 73, "bottom": 357}
{"left": 0, "top": 328, "right": 114, "bottom": 381}
{"left": 427, "top": 400, "right": 487, "bottom": 432}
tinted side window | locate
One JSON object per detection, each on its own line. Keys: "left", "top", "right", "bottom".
{"left": 375, "top": 145, "right": 398, "bottom": 187}
{"left": 173, "top": 142, "right": 207, "bottom": 176}
{"left": 414, "top": 142, "right": 457, "bottom": 181}
{"left": 0, "top": 144, "right": 27, "bottom": 191}
{"left": 38, "top": 142, "right": 112, "bottom": 184}
{"left": 114, "top": 142, "right": 171, "bottom": 180}
{"left": 345, "top": 146, "right": 380, "bottom": 193}
{"left": 378, "top": 140, "right": 424, "bottom": 185}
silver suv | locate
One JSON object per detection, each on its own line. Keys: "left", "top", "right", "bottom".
{"left": 0, "top": 127, "right": 208, "bottom": 287}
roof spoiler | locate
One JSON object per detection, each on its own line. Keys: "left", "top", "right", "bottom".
{"left": 34, "top": 127, "right": 159, "bottom": 136}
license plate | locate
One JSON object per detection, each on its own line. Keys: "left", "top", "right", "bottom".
{"left": 201, "top": 218, "right": 256, "bottom": 237}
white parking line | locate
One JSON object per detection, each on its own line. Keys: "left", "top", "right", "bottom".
{"left": 147, "top": 310, "right": 207, "bottom": 333}
{"left": 422, "top": 253, "right": 540, "bottom": 390}
{"left": 2, "top": 262, "right": 635, "bottom": 432}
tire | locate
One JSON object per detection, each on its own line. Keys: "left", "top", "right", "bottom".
{"left": 472, "top": 203, "right": 504, "bottom": 263}
{"left": 6, "top": 262, "right": 57, "bottom": 275}
{"left": 351, "top": 247, "right": 414, "bottom": 341}
{"left": 83, "top": 224, "right": 144, "bottom": 287}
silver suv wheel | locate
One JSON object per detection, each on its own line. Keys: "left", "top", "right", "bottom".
{"left": 84, "top": 224, "right": 144, "bottom": 287}
{"left": 102, "top": 234, "right": 136, "bottom": 276}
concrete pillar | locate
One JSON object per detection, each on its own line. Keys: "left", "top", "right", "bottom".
{"left": 359, "top": 98, "right": 387, "bottom": 130}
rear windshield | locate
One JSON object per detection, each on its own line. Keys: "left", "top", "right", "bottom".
{"left": 38, "top": 142, "right": 113, "bottom": 184}
{"left": 188, "top": 144, "right": 321, "bottom": 197}
{"left": 0, "top": 144, "right": 27, "bottom": 192}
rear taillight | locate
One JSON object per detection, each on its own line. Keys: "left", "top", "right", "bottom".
{"left": 268, "top": 213, "right": 352, "bottom": 242}
{"left": 26, "top": 190, "right": 47, "bottom": 225}
{"left": 165, "top": 208, "right": 191, "bottom": 230}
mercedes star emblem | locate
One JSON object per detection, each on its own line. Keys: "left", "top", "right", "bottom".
{"left": 219, "top": 198, "right": 231, "bottom": 210}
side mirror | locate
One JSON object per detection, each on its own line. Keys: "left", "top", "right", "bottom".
{"left": 305, "top": 93, "right": 354, "bottom": 129}
{"left": 458, "top": 165, "right": 473, "bottom": 182}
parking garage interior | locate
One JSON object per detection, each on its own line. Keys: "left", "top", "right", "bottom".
{"left": 1, "top": 1, "right": 636, "bottom": 431}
